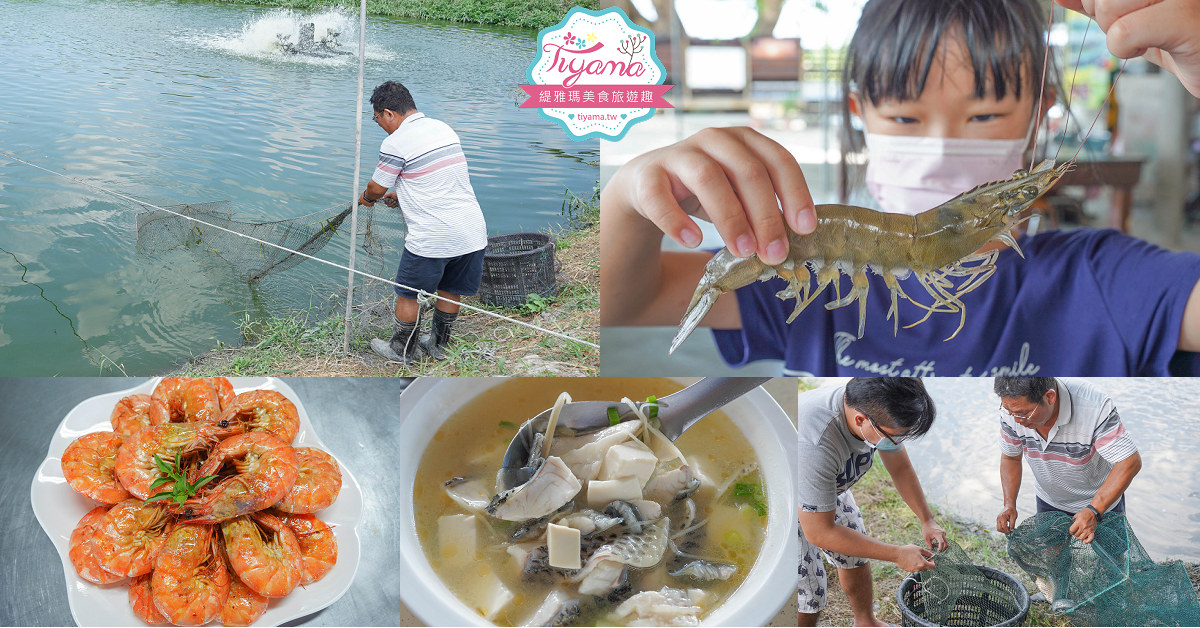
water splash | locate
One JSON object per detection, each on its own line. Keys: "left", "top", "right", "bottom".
{"left": 199, "top": 8, "right": 392, "bottom": 65}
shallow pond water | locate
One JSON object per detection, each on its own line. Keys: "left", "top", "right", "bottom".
{"left": 0, "top": 0, "right": 597, "bottom": 375}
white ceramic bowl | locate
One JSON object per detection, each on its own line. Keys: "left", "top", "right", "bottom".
{"left": 31, "top": 377, "right": 364, "bottom": 627}
{"left": 396, "top": 377, "right": 798, "bottom": 626}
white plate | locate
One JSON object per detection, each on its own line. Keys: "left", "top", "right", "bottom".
{"left": 31, "top": 377, "right": 364, "bottom": 627}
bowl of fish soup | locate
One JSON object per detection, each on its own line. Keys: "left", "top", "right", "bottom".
{"left": 396, "top": 377, "right": 798, "bottom": 626}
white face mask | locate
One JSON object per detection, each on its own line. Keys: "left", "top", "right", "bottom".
{"left": 864, "top": 133, "right": 1030, "bottom": 216}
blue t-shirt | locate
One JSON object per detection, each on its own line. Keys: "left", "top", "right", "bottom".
{"left": 713, "top": 229, "right": 1200, "bottom": 376}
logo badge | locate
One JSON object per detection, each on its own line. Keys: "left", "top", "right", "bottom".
{"left": 522, "top": 6, "right": 673, "bottom": 141}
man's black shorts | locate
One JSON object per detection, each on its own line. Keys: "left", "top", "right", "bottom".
{"left": 393, "top": 247, "right": 486, "bottom": 299}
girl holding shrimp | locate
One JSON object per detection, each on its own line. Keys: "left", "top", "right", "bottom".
{"left": 600, "top": 0, "right": 1200, "bottom": 376}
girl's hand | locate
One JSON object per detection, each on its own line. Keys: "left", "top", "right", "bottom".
{"left": 1055, "top": 0, "right": 1200, "bottom": 98}
{"left": 605, "top": 126, "right": 817, "bottom": 266}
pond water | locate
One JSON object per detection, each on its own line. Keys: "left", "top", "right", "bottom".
{"left": 807, "top": 377, "right": 1200, "bottom": 562}
{"left": 0, "top": 0, "right": 597, "bottom": 375}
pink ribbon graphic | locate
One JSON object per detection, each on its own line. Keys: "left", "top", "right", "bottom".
{"left": 519, "top": 84, "right": 674, "bottom": 109}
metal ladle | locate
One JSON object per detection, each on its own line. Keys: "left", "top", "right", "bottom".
{"left": 497, "top": 377, "right": 771, "bottom": 491}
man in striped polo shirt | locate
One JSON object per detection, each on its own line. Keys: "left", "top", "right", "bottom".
{"left": 993, "top": 377, "right": 1142, "bottom": 545}
{"left": 359, "top": 81, "right": 488, "bottom": 364}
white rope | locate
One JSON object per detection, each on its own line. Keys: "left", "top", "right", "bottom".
{"left": 343, "top": 0, "right": 368, "bottom": 354}
{"left": 1, "top": 151, "right": 599, "bottom": 350}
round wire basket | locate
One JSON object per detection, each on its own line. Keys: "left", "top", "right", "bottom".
{"left": 477, "top": 232, "right": 559, "bottom": 308}
{"left": 897, "top": 565, "right": 1029, "bottom": 627}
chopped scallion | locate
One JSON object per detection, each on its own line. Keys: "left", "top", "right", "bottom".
{"left": 607, "top": 406, "right": 620, "bottom": 426}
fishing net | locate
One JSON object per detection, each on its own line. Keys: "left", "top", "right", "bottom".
{"left": 897, "top": 538, "right": 1028, "bottom": 627}
{"left": 135, "top": 201, "right": 404, "bottom": 281}
{"left": 1007, "top": 511, "right": 1200, "bottom": 626}
{"left": 134, "top": 200, "right": 408, "bottom": 337}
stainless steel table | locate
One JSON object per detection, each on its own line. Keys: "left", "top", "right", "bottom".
{"left": 0, "top": 377, "right": 411, "bottom": 627}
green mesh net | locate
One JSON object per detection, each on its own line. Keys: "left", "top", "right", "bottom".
{"left": 1007, "top": 511, "right": 1200, "bottom": 626}
{"left": 134, "top": 200, "right": 408, "bottom": 335}
{"left": 898, "top": 538, "right": 1029, "bottom": 627}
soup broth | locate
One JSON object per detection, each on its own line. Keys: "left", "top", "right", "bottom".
{"left": 413, "top": 378, "right": 768, "bottom": 626}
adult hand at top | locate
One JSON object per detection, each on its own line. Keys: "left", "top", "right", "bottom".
{"left": 1055, "top": 0, "right": 1200, "bottom": 98}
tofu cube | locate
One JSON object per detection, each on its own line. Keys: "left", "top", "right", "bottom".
{"left": 547, "top": 522, "right": 582, "bottom": 569}
{"left": 437, "top": 514, "right": 477, "bottom": 569}
{"left": 599, "top": 442, "right": 659, "bottom": 485}
{"left": 586, "top": 476, "right": 643, "bottom": 508}
{"left": 469, "top": 567, "right": 514, "bottom": 621}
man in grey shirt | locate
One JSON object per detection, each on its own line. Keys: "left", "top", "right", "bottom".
{"left": 797, "top": 378, "right": 947, "bottom": 626}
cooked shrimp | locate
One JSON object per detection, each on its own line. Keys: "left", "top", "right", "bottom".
{"left": 92, "top": 498, "right": 171, "bottom": 578}
{"left": 62, "top": 431, "right": 130, "bottom": 504}
{"left": 222, "top": 512, "right": 305, "bottom": 597}
{"left": 274, "top": 447, "right": 341, "bottom": 514}
{"left": 277, "top": 512, "right": 338, "bottom": 585}
{"left": 152, "top": 522, "right": 230, "bottom": 626}
{"left": 110, "top": 394, "right": 168, "bottom": 438}
{"left": 178, "top": 432, "right": 299, "bottom": 523}
{"left": 204, "top": 377, "right": 236, "bottom": 411}
{"left": 220, "top": 577, "right": 269, "bottom": 626}
{"left": 219, "top": 390, "right": 300, "bottom": 444}
{"left": 69, "top": 506, "right": 125, "bottom": 584}
{"left": 150, "top": 377, "right": 222, "bottom": 424}
{"left": 115, "top": 422, "right": 243, "bottom": 500}
{"left": 128, "top": 574, "right": 168, "bottom": 625}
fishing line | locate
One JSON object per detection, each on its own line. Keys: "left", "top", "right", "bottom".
{"left": 0, "top": 150, "right": 599, "bottom": 350}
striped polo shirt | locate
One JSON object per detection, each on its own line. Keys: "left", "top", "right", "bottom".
{"left": 372, "top": 112, "right": 488, "bottom": 258}
{"left": 999, "top": 378, "right": 1138, "bottom": 513}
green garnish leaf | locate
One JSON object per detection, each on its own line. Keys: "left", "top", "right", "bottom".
{"left": 607, "top": 406, "right": 620, "bottom": 426}
{"left": 192, "top": 474, "right": 218, "bottom": 491}
{"left": 645, "top": 396, "right": 658, "bottom": 420}
{"left": 733, "top": 482, "right": 768, "bottom": 516}
{"left": 148, "top": 476, "right": 174, "bottom": 491}
{"left": 143, "top": 452, "right": 215, "bottom": 507}
{"left": 498, "top": 420, "right": 516, "bottom": 430}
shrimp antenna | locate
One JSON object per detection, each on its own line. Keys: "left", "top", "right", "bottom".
{"left": 1054, "top": 16, "right": 1091, "bottom": 163}
{"left": 1032, "top": 1, "right": 1054, "bottom": 171}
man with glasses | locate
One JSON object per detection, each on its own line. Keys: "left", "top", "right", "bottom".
{"left": 359, "top": 81, "right": 488, "bottom": 365}
{"left": 796, "top": 377, "right": 947, "bottom": 627}
{"left": 993, "top": 377, "right": 1142, "bottom": 542}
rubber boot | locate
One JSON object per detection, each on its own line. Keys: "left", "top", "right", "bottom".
{"left": 419, "top": 309, "right": 457, "bottom": 361}
{"left": 370, "top": 315, "right": 424, "bottom": 364}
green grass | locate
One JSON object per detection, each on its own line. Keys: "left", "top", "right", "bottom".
{"left": 213, "top": 0, "right": 598, "bottom": 30}
{"left": 183, "top": 309, "right": 347, "bottom": 376}
{"left": 177, "top": 182, "right": 600, "bottom": 377}
{"left": 844, "top": 459, "right": 1073, "bottom": 627}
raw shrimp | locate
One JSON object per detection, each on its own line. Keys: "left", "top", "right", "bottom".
{"left": 219, "top": 390, "right": 300, "bottom": 444}
{"left": 61, "top": 431, "right": 130, "bottom": 504}
{"left": 115, "top": 421, "right": 243, "bottom": 500}
{"left": 150, "top": 377, "right": 222, "bottom": 424}
{"left": 92, "top": 498, "right": 171, "bottom": 577}
{"left": 221, "top": 511, "right": 305, "bottom": 597}
{"left": 220, "top": 578, "right": 268, "bottom": 626}
{"left": 152, "top": 522, "right": 230, "bottom": 626}
{"left": 69, "top": 506, "right": 125, "bottom": 584}
{"left": 277, "top": 512, "right": 338, "bottom": 585}
{"left": 178, "top": 432, "right": 299, "bottom": 523}
{"left": 671, "top": 161, "right": 1072, "bottom": 353}
{"left": 128, "top": 574, "right": 168, "bottom": 625}
{"left": 274, "top": 447, "right": 341, "bottom": 514}
{"left": 110, "top": 394, "right": 168, "bottom": 438}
